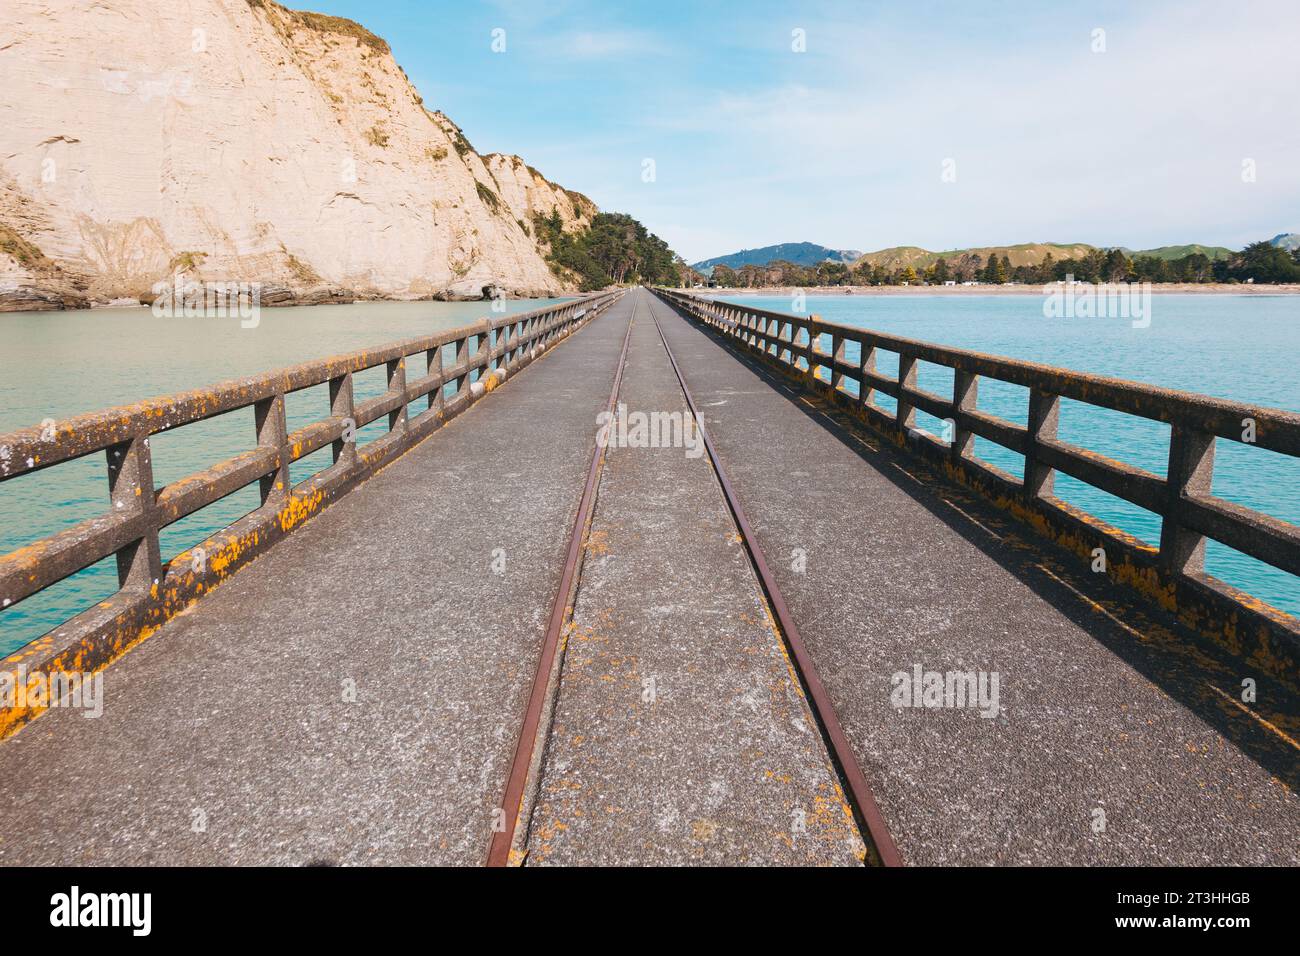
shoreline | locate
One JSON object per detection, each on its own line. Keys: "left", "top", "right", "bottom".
{"left": 6, "top": 281, "right": 1297, "bottom": 315}
{"left": 0, "top": 284, "right": 579, "bottom": 314}
{"left": 681, "top": 282, "right": 1300, "bottom": 297}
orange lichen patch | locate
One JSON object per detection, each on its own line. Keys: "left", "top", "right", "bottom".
{"left": 0, "top": 538, "right": 51, "bottom": 579}
{"left": 530, "top": 815, "right": 570, "bottom": 853}
{"left": 690, "top": 819, "right": 719, "bottom": 842}
{"left": 566, "top": 623, "right": 607, "bottom": 647}
{"left": 0, "top": 707, "right": 37, "bottom": 739}
{"left": 0, "top": 670, "right": 51, "bottom": 738}
{"left": 0, "top": 612, "right": 164, "bottom": 739}
{"left": 207, "top": 529, "right": 261, "bottom": 576}
{"left": 276, "top": 488, "right": 326, "bottom": 533}
{"left": 1109, "top": 560, "right": 1179, "bottom": 612}
{"left": 585, "top": 529, "right": 610, "bottom": 557}
{"left": 828, "top": 781, "right": 858, "bottom": 829}
{"left": 757, "top": 599, "right": 806, "bottom": 701}
{"left": 1, "top": 636, "right": 57, "bottom": 668}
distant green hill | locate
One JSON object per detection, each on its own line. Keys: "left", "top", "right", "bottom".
{"left": 854, "top": 243, "right": 1094, "bottom": 271}
{"left": 853, "top": 241, "right": 1234, "bottom": 271}
{"left": 692, "top": 242, "right": 861, "bottom": 272}
{"left": 698, "top": 238, "right": 1276, "bottom": 277}
{"left": 1119, "top": 244, "right": 1234, "bottom": 261}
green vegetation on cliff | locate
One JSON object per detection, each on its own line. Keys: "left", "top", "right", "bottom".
{"left": 533, "top": 211, "right": 680, "bottom": 290}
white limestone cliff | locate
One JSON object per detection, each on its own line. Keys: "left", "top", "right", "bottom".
{"left": 0, "top": 0, "right": 596, "bottom": 310}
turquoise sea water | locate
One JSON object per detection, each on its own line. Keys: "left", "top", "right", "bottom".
{"left": 0, "top": 299, "right": 567, "bottom": 655}
{"left": 1, "top": 293, "right": 1297, "bottom": 655}
{"left": 724, "top": 293, "right": 1299, "bottom": 619}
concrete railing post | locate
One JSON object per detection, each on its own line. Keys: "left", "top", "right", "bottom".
{"left": 1025, "top": 388, "right": 1061, "bottom": 498}
{"left": 832, "top": 332, "right": 846, "bottom": 393}
{"left": 106, "top": 434, "right": 162, "bottom": 590}
{"left": 1160, "top": 426, "right": 1216, "bottom": 574}
{"left": 952, "top": 370, "right": 979, "bottom": 461}
{"left": 896, "top": 354, "right": 918, "bottom": 430}
{"left": 804, "top": 316, "right": 819, "bottom": 378}
{"left": 255, "top": 393, "right": 290, "bottom": 507}
{"left": 330, "top": 371, "right": 357, "bottom": 466}
{"left": 426, "top": 345, "right": 445, "bottom": 418}
{"left": 859, "top": 342, "right": 877, "bottom": 410}
{"left": 387, "top": 356, "right": 408, "bottom": 434}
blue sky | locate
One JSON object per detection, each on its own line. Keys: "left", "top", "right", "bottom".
{"left": 312, "top": 0, "right": 1300, "bottom": 262}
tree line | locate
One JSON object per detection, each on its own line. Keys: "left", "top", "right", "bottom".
{"left": 703, "top": 240, "right": 1300, "bottom": 288}
{"left": 533, "top": 211, "right": 679, "bottom": 290}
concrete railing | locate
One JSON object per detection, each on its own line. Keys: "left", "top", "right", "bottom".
{"left": 654, "top": 287, "right": 1300, "bottom": 685}
{"left": 0, "top": 289, "right": 622, "bottom": 735}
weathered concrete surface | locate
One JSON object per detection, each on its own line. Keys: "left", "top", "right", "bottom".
{"left": 523, "top": 290, "right": 865, "bottom": 866}
{"left": 645, "top": 291, "right": 1300, "bottom": 866}
{"left": 3, "top": 283, "right": 1294, "bottom": 868}
{"left": 0, "top": 299, "right": 635, "bottom": 865}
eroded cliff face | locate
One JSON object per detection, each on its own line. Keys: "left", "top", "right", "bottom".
{"left": 0, "top": 0, "right": 595, "bottom": 310}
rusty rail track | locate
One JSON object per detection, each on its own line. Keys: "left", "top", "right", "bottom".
{"left": 0, "top": 290, "right": 623, "bottom": 738}
{"left": 643, "top": 294, "right": 903, "bottom": 867}
{"left": 486, "top": 292, "right": 637, "bottom": 867}
{"left": 653, "top": 287, "right": 1300, "bottom": 691}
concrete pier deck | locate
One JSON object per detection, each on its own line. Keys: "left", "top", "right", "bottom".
{"left": 0, "top": 298, "right": 636, "bottom": 865}
{"left": 0, "top": 288, "right": 1295, "bottom": 867}
{"left": 644, "top": 290, "right": 1300, "bottom": 865}
{"left": 521, "top": 293, "right": 864, "bottom": 866}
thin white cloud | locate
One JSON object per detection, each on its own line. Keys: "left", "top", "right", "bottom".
{"left": 631, "top": 0, "right": 1300, "bottom": 258}
{"left": 467, "top": 0, "right": 1300, "bottom": 261}
{"left": 563, "top": 29, "right": 671, "bottom": 60}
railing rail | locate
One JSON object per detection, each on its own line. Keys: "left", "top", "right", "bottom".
{"left": 654, "top": 287, "right": 1299, "bottom": 679}
{"left": 0, "top": 289, "right": 621, "bottom": 722}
